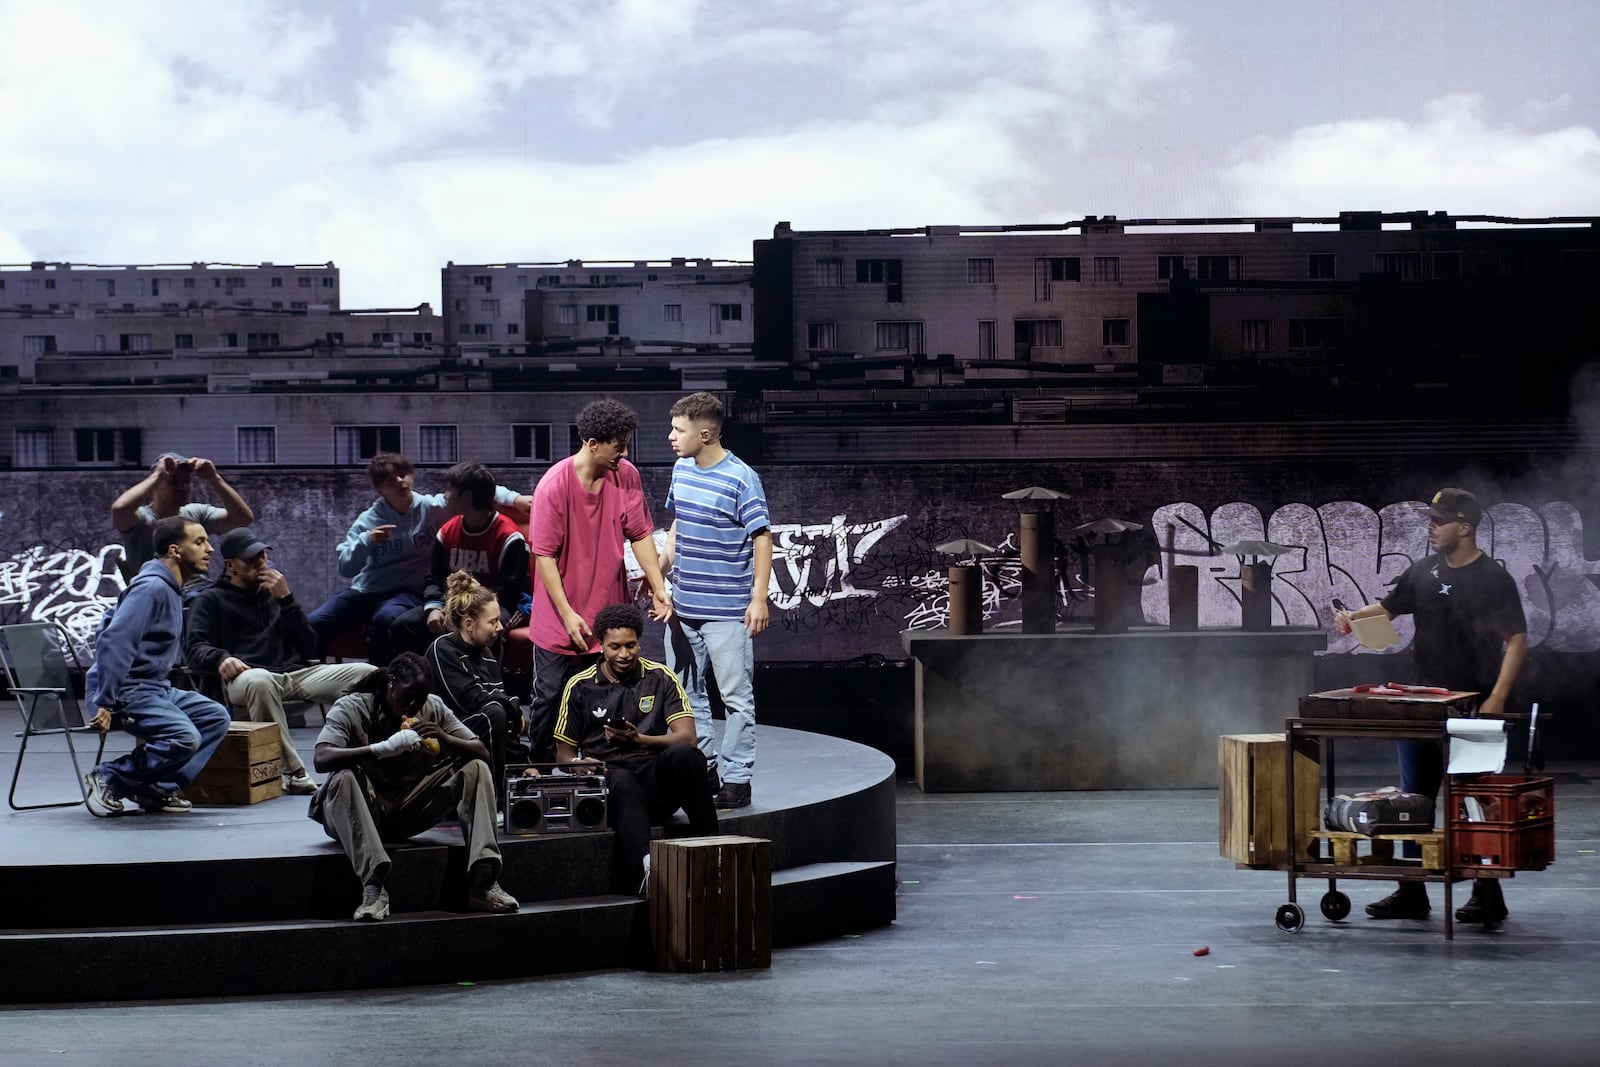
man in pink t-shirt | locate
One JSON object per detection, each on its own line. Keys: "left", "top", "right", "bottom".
{"left": 525, "top": 399, "right": 672, "bottom": 760}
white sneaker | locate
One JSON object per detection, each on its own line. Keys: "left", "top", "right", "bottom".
{"left": 283, "top": 771, "right": 318, "bottom": 795}
{"left": 466, "top": 882, "right": 518, "bottom": 913}
{"left": 84, "top": 770, "right": 124, "bottom": 817}
{"left": 353, "top": 884, "right": 390, "bottom": 921}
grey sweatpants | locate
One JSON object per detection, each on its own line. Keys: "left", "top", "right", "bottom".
{"left": 315, "top": 757, "right": 501, "bottom": 887}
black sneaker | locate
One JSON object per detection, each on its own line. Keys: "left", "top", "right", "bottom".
{"left": 714, "top": 781, "right": 751, "bottom": 810}
{"left": 1366, "top": 885, "right": 1431, "bottom": 920}
{"left": 1455, "top": 881, "right": 1509, "bottom": 925}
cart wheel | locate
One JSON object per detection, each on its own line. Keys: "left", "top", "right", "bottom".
{"left": 1274, "top": 903, "right": 1305, "bottom": 933}
{"left": 1319, "top": 890, "right": 1351, "bottom": 922}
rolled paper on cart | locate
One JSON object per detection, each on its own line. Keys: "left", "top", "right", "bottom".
{"left": 1446, "top": 718, "right": 1507, "bottom": 775}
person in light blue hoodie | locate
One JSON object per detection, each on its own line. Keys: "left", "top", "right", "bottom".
{"left": 309, "top": 454, "right": 531, "bottom": 665}
{"left": 83, "top": 515, "right": 231, "bottom": 818}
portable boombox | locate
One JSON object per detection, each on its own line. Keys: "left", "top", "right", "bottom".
{"left": 503, "top": 763, "right": 609, "bottom": 836}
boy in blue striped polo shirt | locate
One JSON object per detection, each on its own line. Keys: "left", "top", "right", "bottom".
{"left": 661, "top": 392, "right": 772, "bottom": 809}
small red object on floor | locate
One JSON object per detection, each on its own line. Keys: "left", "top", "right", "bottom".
{"left": 1193, "top": 946, "right": 1210, "bottom": 957}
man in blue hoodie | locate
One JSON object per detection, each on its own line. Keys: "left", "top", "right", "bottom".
{"left": 83, "top": 516, "right": 231, "bottom": 817}
{"left": 308, "top": 455, "right": 531, "bottom": 666}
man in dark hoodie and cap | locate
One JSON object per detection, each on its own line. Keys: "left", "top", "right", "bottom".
{"left": 83, "top": 515, "right": 231, "bottom": 817}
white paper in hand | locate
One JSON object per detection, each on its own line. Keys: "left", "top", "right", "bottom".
{"left": 1350, "top": 613, "right": 1402, "bottom": 650}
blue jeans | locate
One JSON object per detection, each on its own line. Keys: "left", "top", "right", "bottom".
{"left": 665, "top": 617, "right": 756, "bottom": 783}
{"left": 1396, "top": 739, "right": 1444, "bottom": 858}
{"left": 308, "top": 588, "right": 422, "bottom": 665}
{"left": 99, "top": 684, "right": 230, "bottom": 795}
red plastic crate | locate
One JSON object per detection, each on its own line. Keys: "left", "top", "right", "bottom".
{"left": 1451, "top": 819, "right": 1555, "bottom": 871}
{"left": 1449, "top": 775, "right": 1556, "bottom": 871}
{"left": 1451, "top": 774, "right": 1554, "bottom": 824}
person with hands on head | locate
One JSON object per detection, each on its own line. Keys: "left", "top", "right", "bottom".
{"left": 524, "top": 399, "right": 671, "bottom": 763}
{"left": 552, "top": 603, "right": 718, "bottom": 894}
{"left": 110, "top": 452, "right": 253, "bottom": 580}
{"left": 82, "top": 516, "right": 231, "bottom": 817}
{"left": 659, "top": 391, "right": 773, "bottom": 810}
{"left": 184, "top": 527, "right": 376, "bottom": 795}
{"left": 309, "top": 653, "right": 517, "bottom": 921}
{"left": 1334, "top": 488, "right": 1528, "bottom": 928}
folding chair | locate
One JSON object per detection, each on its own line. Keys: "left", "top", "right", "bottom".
{"left": 0, "top": 621, "right": 109, "bottom": 811}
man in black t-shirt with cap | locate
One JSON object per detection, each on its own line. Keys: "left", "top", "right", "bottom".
{"left": 552, "top": 603, "right": 718, "bottom": 894}
{"left": 1335, "top": 488, "right": 1528, "bottom": 927}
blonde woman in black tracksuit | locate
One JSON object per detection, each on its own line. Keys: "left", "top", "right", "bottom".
{"left": 425, "top": 571, "right": 527, "bottom": 806}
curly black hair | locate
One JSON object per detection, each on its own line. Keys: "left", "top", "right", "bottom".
{"left": 594, "top": 602, "right": 645, "bottom": 640}
{"left": 575, "top": 398, "right": 637, "bottom": 446}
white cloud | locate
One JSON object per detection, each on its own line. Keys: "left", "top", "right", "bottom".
{"left": 1218, "top": 94, "right": 1600, "bottom": 218}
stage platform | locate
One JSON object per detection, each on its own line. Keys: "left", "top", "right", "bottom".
{"left": 0, "top": 712, "right": 896, "bottom": 1003}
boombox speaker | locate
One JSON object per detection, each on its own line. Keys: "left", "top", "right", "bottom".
{"left": 504, "top": 763, "right": 609, "bottom": 836}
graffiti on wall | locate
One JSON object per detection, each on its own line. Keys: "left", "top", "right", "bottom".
{"left": 1140, "top": 500, "right": 1600, "bottom": 653}
{"left": 0, "top": 542, "right": 127, "bottom": 648}
{"left": 891, "top": 533, "right": 1095, "bottom": 631}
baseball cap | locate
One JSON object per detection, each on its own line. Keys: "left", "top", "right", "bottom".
{"left": 1423, "top": 488, "right": 1481, "bottom": 527}
{"left": 219, "top": 528, "right": 271, "bottom": 561}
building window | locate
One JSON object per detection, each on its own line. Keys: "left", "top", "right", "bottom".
{"left": 371, "top": 332, "right": 398, "bottom": 345}
{"left": 321, "top": 277, "right": 335, "bottom": 288}
{"left": 473, "top": 324, "right": 491, "bottom": 336}
{"left": 482, "top": 299, "right": 499, "bottom": 315}
{"left": 118, "top": 334, "right": 152, "bottom": 352}
{"left": 663, "top": 304, "right": 683, "bottom": 323}
{"left": 1092, "top": 256, "right": 1121, "bottom": 283}
{"left": 1288, "top": 318, "right": 1345, "bottom": 350}
{"left": 97, "top": 279, "right": 116, "bottom": 298}
{"left": 1197, "top": 255, "right": 1242, "bottom": 281}
{"left": 1375, "top": 252, "right": 1422, "bottom": 279}
{"left": 458, "top": 324, "right": 471, "bottom": 337}
{"left": 856, "top": 259, "right": 903, "bottom": 302}
{"left": 1241, "top": 319, "right": 1273, "bottom": 352}
{"left": 806, "top": 322, "right": 836, "bottom": 351}
{"left": 419, "top": 425, "right": 458, "bottom": 464}
{"left": 1035, "top": 257, "right": 1080, "bottom": 299}
{"left": 874, "top": 320, "right": 924, "bottom": 353}
{"left": 586, "top": 304, "right": 619, "bottom": 330}
{"left": 1101, "top": 319, "right": 1131, "bottom": 347}
{"left": 512, "top": 423, "right": 552, "bottom": 461}
{"left": 247, "top": 332, "right": 281, "bottom": 347}
{"left": 74, "top": 428, "right": 118, "bottom": 465}
{"left": 967, "top": 258, "right": 995, "bottom": 284}
{"left": 271, "top": 277, "right": 284, "bottom": 288}
{"left": 291, "top": 301, "right": 307, "bottom": 310}
{"left": 710, "top": 304, "right": 742, "bottom": 334}
{"left": 1157, "top": 255, "right": 1185, "bottom": 281}
{"left": 977, "top": 319, "right": 997, "bottom": 360}
{"left": 472, "top": 274, "right": 492, "bottom": 288}
{"left": 298, "top": 277, "right": 313, "bottom": 289}
{"left": 1433, "top": 251, "right": 1462, "bottom": 279}
{"left": 506, "top": 324, "right": 518, "bottom": 335}
{"left": 184, "top": 277, "right": 196, "bottom": 289}
{"left": 217, "top": 333, "right": 239, "bottom": 348}
{"left": 22, "top": 335, "right": 57, "bottom": 356}
{"left": 815, "top": 258, "right": 843, "bottom": 287}
{"left": 270, "top": 301, "right": 283, "bottom": 309}
{"left": 1308, "top": 253, "right": 1336, "bottom": 280}
{"left": 225, "top": 276, "right": 245, "bottom": 290}
{"left": 15, "top": 428, "right": 53, "bottom": 467}
{"left": 1013, "top": 318, "right": 1063, "bottom": 355}
{"left": 334, "top": 425, "right": 402, "bottom": 464}
{"left": 325, "top": 331, "right": 345, "bottom": 345}
{"left": 558, "top": 304, "right": 578, "bottom": 326}
{"left": 237, "top": 426, "right": 276, "bottom": 465}
{"left": 149, "top": 279, "right": 160, "bottom": 296}
{"left": 174, "top": 333, "right": 194, "bottom": 350}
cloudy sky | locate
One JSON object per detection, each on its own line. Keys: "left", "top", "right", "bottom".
{"left": 2, "top": 0, "right": 1596, "bottom": 307}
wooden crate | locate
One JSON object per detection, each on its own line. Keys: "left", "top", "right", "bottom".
{"left": 187, "top": 721, "right": 284, "bottom": 805}
{"left": 649, "top": 835, "right": 772, "bottom": 972}
{"left": 1310, "top": 830, "right": 1446, "bottom": 869}
{"left": 1219, "top": 733, "right": 1320, "bottom": 869}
